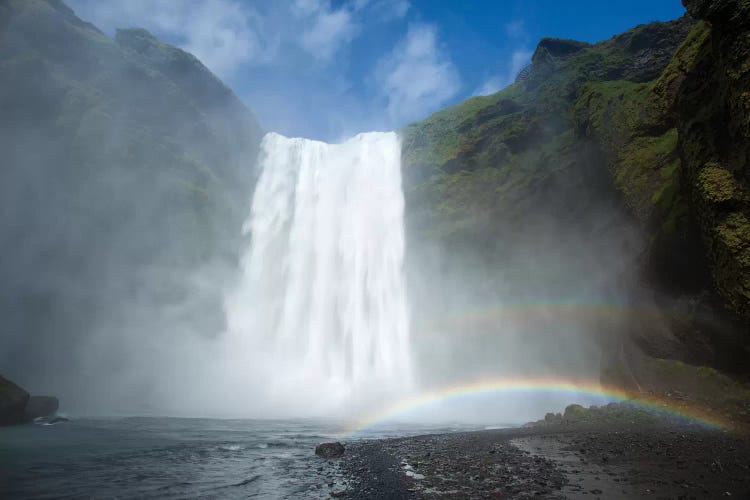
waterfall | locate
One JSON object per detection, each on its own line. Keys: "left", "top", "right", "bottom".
{"left": 226, "top": 131, "right": 413, "bottom": 412}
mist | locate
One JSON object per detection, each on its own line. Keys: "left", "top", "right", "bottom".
{"left": 0, "top": 0, "right": 675, "bottom": 427}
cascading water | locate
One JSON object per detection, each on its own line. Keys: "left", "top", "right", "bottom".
{"left": 225, "top": 131, "right": 413, "bottom": 414}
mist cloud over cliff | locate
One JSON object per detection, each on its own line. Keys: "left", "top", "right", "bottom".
{"left": 7, "top": 0, "right": 744, "bottom": 427}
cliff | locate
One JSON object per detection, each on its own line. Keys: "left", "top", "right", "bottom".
{"left": 401, "top": 2, "right": 749, "bottom": 394}
{"left": 0, "top": 0, "right": 262, "bottom": 399}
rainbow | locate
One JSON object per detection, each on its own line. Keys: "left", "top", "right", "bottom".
{"left": 425, "top": 301, "right": 698, "bottom": 332}
{"left": 345, "top": 376, "right": 731, "bottom": 436}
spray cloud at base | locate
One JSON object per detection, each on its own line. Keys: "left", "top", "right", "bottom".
{"left": 182, "top": 126, "right": 642, "bottom": 424}
{"left": 214, "top": 131, "right": 413, "bottom": 418}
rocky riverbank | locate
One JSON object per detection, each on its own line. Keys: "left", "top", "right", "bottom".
{"left": 0, "top": 375, "right": 59, "bottom": 426}
{"left": 334, "top": 404, "right": 750, "bottom": 499}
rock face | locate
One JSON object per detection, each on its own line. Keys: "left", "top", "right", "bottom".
{"left": 315, "top": 442, "right": 345, "bottom": 459}
{"left": 401, "top": 7, "right": 749, "bottom": 391}
{"left": 676, "top": 0, "right": 750, "bottom": 321}
{"left": 0, "top": 375, "right": 30, "bottom": 426}
{"left": 24, "top": 395, "right": 59, "bottom": 420}
{"left": 0, "top": 376, "right": 63, "bottom": 425}
{"left": 0, "top": 0, "right": 263, "bottom": 401}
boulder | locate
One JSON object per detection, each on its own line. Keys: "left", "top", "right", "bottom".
{"left": 315, "top": 442, "right": 345, "bottom": 459}
{"left": 24, "top": 395, "right": 59, "bottom": 420}
{"left": 0, "top": 375, "right": 30, "bottom": 426}
{"left": 544, "top": 412, "right": 563, "bottom": 424}
{"left": 563, "top": 404, "right": 588, "bottom": 421}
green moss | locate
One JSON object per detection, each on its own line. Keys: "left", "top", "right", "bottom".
{"left": 563, "top": 404, "right": 587, "bottom": 420}
{"left": 401, "top": 83, "right": 526, "bottom": 172}
{"left": 697, "top": 163, "right": 740, "bottom": 203}
{"left": 407, "top": 128, "right": 578, "bottom": 245}
{"left": 647, "top": 358, "right": 750, "bottom": 399}
{"left": 652, "top": 22, "right": 711, "bottom": 111}
{"left": 696, "top": 365, "right": 724, "bottom": 380}
{"left": 574, "top": 76, "right": 680, "bottom": 221}
{"left": 716, "top": 212, "right": 750, "bottom": 256}
{"left": 575, "top": 80, "right": 649, "bottom": 139}
{"left": 617, "top": 129, "right": 679, "bottom": 218}
{"left": 712, "top": 212, "right": 750, "bottom": 315}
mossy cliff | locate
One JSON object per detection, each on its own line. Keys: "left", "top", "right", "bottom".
{"left": 0, "top": 0, "right": 262, "bottom": 394}
{"left": 677, "top": 0, "right": 750, "bottom": 321}
{"left": 401, "top": 3, "right": 749, "bottom": 390}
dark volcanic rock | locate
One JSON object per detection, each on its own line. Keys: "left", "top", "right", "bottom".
{"left": 544, "top": 412, "right": 563, "bottom": 424}
{"left": 316, "top": 442, "right": 345, "bottom": 459}
{"left": 24, "top": 395, "right": 59, "bottom": 420}
{"left": 0, "top": 375, "right": 30, "bottom": 426}
{"left": 674, "top": 0, "right": 750, "bottom": 323}
{"left": 683, "top": 0, "right": 750, "bottom": 27}
{"left": 340, "top": 416, "right": 750, "bottom": 499}
{"left": 534, "top": 37, "right": 590, "bottom": 60}
{"left": 563, "top": 404, "right": 587, "bottom": 421}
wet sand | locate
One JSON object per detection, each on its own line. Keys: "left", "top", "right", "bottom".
{"left": 334, "top": 418, "right": 750, "bottom": 499}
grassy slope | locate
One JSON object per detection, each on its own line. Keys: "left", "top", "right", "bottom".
{"left": 400, "top": 9, "right": 750, "bottom": 395}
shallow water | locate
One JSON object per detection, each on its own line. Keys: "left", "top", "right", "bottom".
{"left": 0, "top": 417, "right": 480, "bottom": 498}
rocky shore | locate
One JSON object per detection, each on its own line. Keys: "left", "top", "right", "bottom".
{"left": 0, "top": 375, "right": 59, "bottom": 426}
{"left": 334, "top": 404, "right": 750, "bottom": 499}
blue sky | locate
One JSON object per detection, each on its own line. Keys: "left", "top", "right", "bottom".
{"left": 69, "top": 0, "right": 686, "bottom": 141}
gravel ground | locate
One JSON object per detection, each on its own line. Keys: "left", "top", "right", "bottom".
{"left": 329, "top": 416, "right": 750, "bottom": 499}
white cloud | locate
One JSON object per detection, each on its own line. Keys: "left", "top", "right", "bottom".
{"left": 504, "top": 19, "right": 525, "bottom": 39}
{"left": 293, "top": 0, "right": 358, "bottom": 61}
{"left": 474, "top": 76, "right": 504, "bottom": 97}
{"left": 67, "top": 0, "right": 270, "bottom": 78}
{"left": 376, "top": 24, "right": 461, "bottom": 124}
{"left": 65, "top": 0, "right": 427, "bottom": 138}
{"left": 68, "top": 0, "right": 407, "bottom": 74}
{"left": 360, "top": 0, "right": 410, "bottom": 20}
{"left": 473, "top": 17, "right": 534, "bottom": 96}
{"left": 292, "top": 0, "right": 409, "bottom": 62}
{"left": 473, "top": 49, "right": 532, "bottom": 96}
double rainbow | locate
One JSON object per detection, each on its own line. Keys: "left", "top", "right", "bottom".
{"left": 346, "top": 376, "right": 730, "bottom": 436}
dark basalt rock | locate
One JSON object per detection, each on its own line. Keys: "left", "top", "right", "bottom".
{"left": 563, "top": 404, "right": 587, "bottom": 421}
{"left": 315, "top": 441, "right": 345, "bottom": 459}
{"left": 544, "top": 412, "right": 563, "bottom": 424}
{"left": 683, "top": 0, "right": 750, "bottom": 28}
{"left": 534, "top": 37, "right": 591, "bottom": 59}
{"left": 0, "top": 375, "right": 30, "bottom": 426}
{"left": 24, "top": 395, "right": 59, "bottom": 420}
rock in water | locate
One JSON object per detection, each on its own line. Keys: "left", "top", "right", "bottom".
{"left": 315, "top": 442, "right": 345, "bottom": 459}
{"left": 0, "top": 375, "right": 30, "bottom": 426}
{"left": 25, "top": 396, "right": 59, "bottom": 420}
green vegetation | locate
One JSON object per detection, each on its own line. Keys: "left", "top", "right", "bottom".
{"left": 401, "top": 83, "right": 527, "bottom": 175}
{"left": 698, "top": 164, "right": 741, "bottom": 203}
{"left": 714, "top": 212, "right": 750, "bottom": 311}
{"left": 401, "top": 15, "right": 694, "bottom": 248}
{"left": 401, "top": 4, "right": 750, "bottom": 389}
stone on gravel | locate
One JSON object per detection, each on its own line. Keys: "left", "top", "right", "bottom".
{"left": 316, "top": 442, "right": 345, "bottom": 459}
